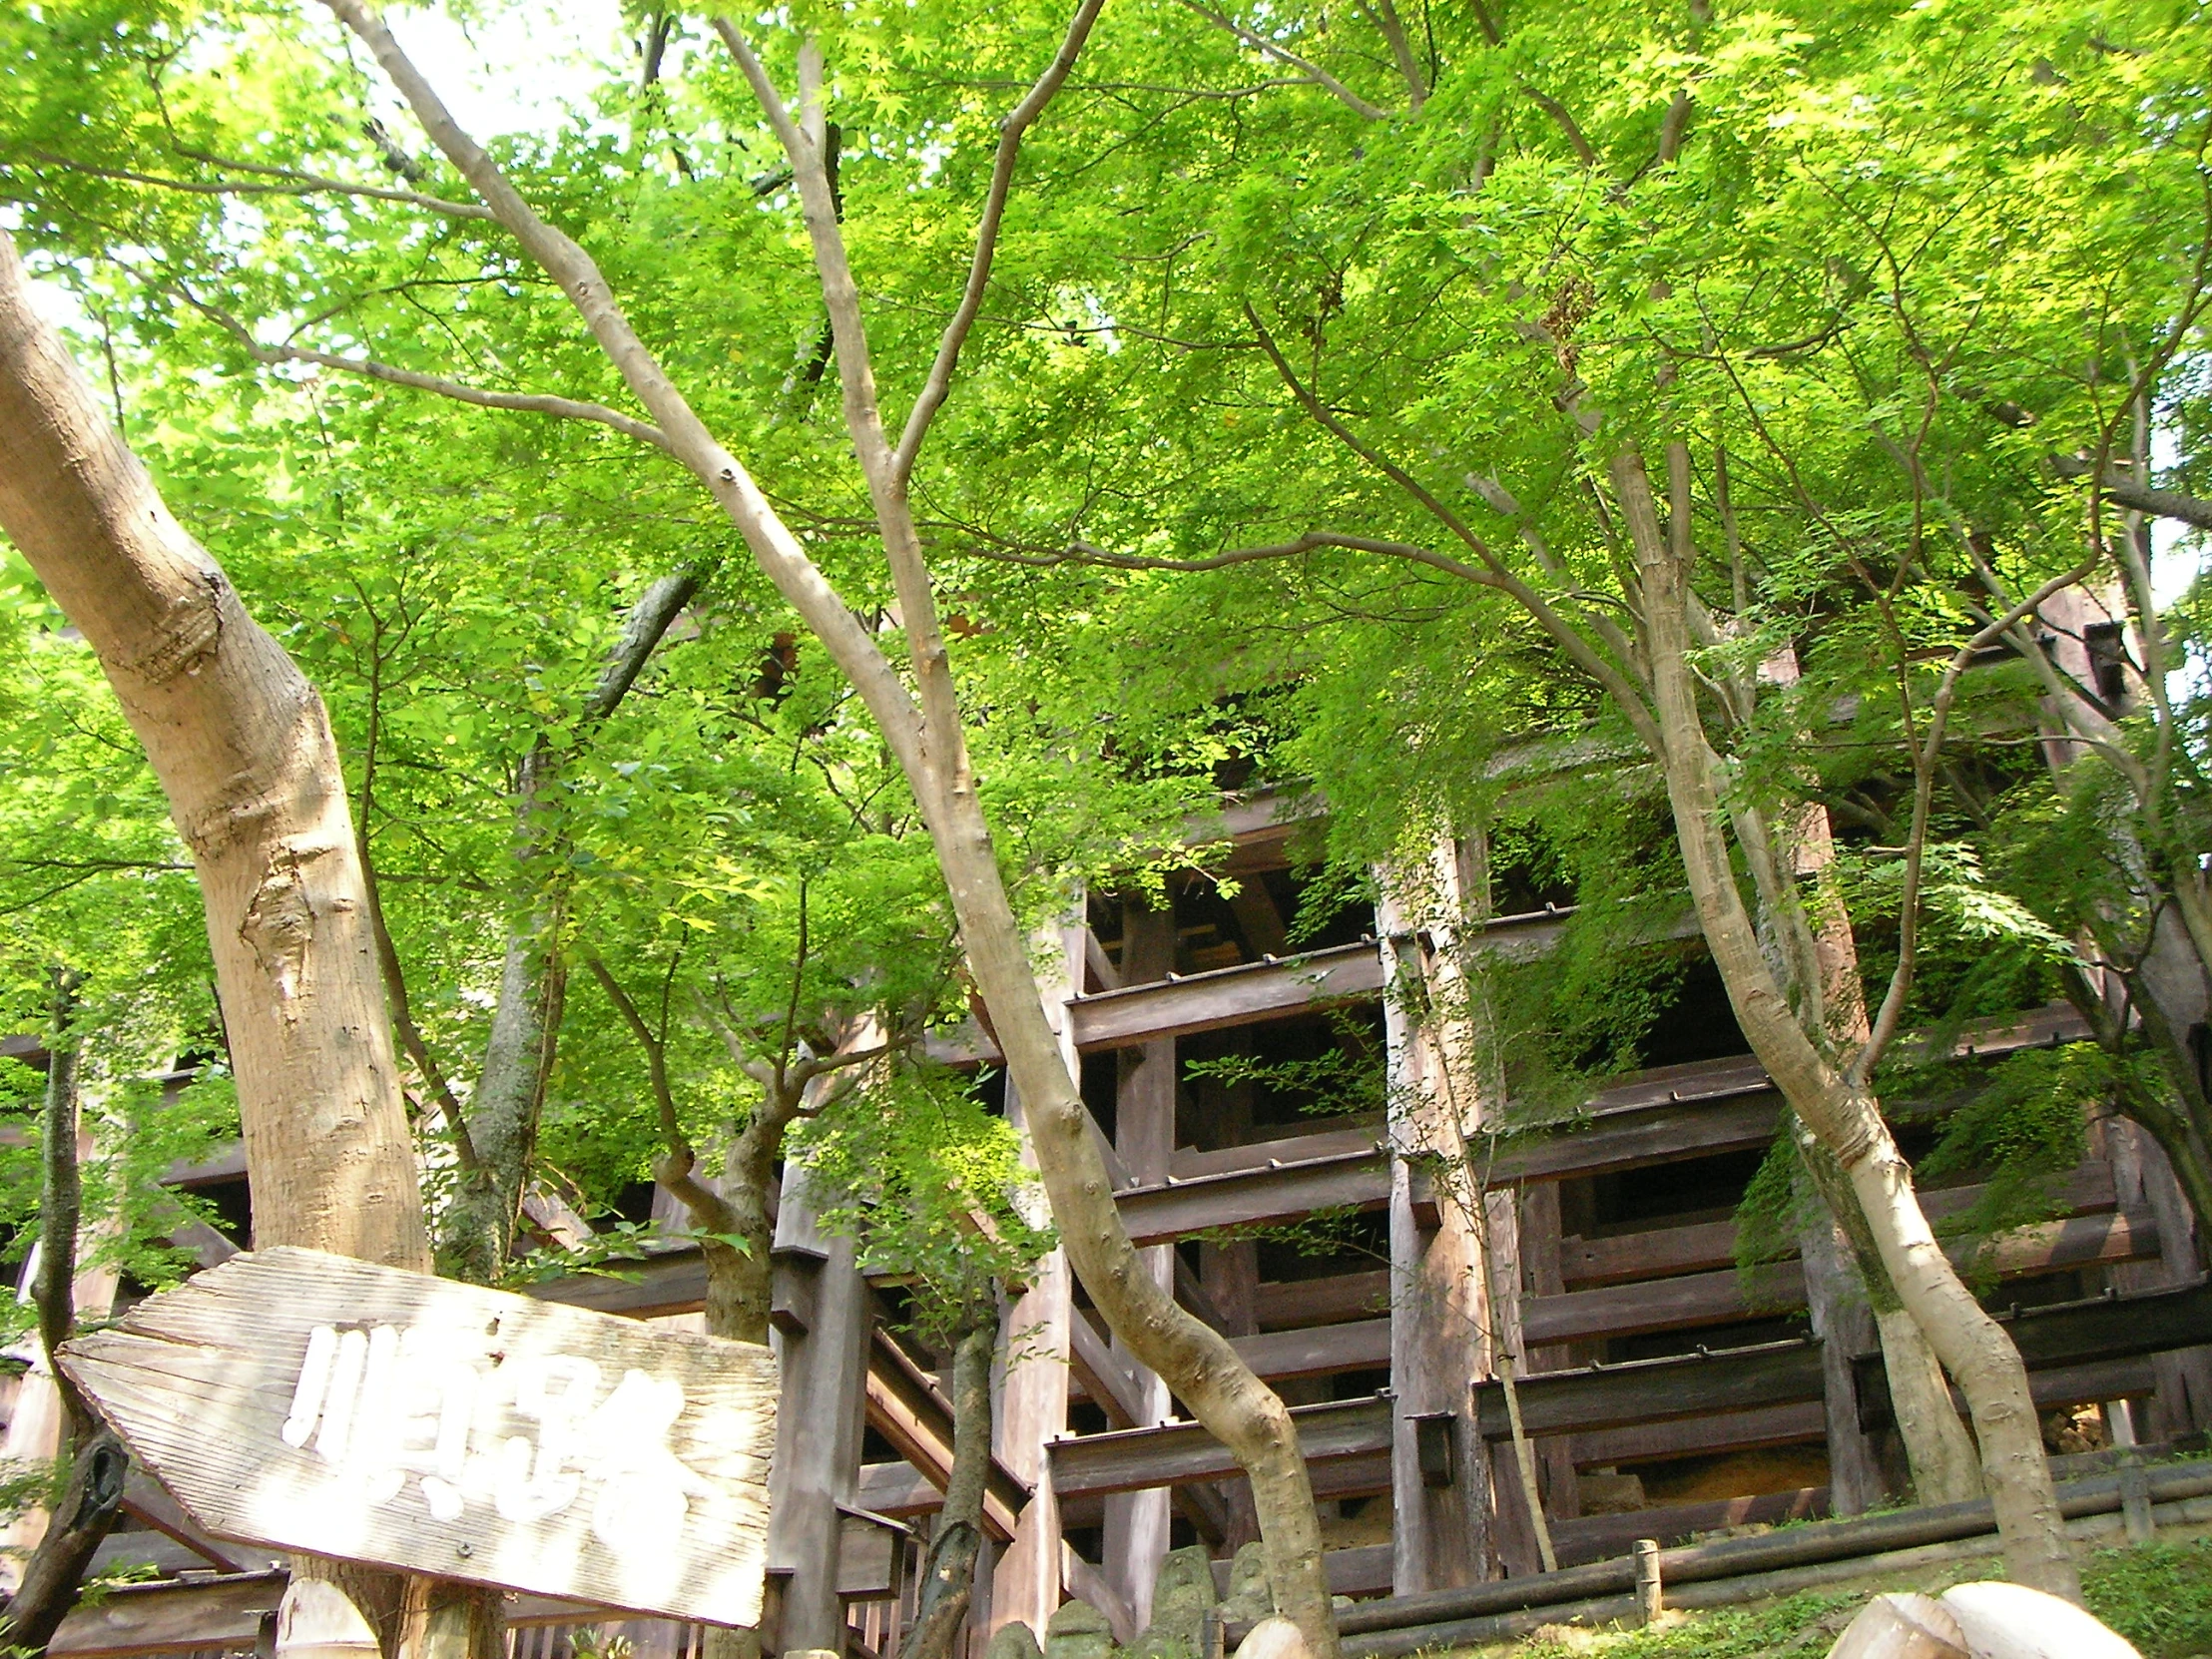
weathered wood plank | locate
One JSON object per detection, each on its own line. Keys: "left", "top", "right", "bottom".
{"left": 1568, "top": 1401, "right": 1829, "bottom": 1467}
{"left": 1551, "top": 1488, "right": 1828, "bottom": 1568}
{"left": 61, "top": 1248, "right": 777, "bottom": 1628}
{"left": 1231, "top": 1319, "right": 1391, "bottom": 1382}
{"left": 1254, "top": 1271, "right": 1391, "bottom": 1332}
{"left": 1523, "top": 1209, "right": 2156, "bottom": 1349}
{"left": 1560, "top": 1161, "right": 2122, "bottom": 1289}
{"left": 50, "top": 1570, "right": 282, "bottom": 1657}
{"left": 1474, "top": 1341, "right": 1830, "bottom": 1442}
{"left": 1117, "top": 1150, "right": 1395, "bottom": 1249}
{"left": 1046, "top": 1395, "right": 1392, "bottom": 1501}
{"left": 1068, "top": 943, "right": 1387, "bottom": 1052}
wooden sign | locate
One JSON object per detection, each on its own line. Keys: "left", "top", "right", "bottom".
{"left": 59, "top": 1246, "right": 777, "bottom": 1627}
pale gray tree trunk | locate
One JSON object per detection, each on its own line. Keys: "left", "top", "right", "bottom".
{"left": 1618, "top": 446, "right": 2077, "bottom": 1598}
{"left": 0, "top": 227, "right": 481, "bottom": 1655}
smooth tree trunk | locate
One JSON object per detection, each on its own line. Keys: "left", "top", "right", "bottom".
{"left": 0, "top": 228, "right": 472, "bottom": 1656}
{"left": 324, "top": 11, "right": 1340, "bottom": 1651}
{"left": 0, "top": 230, "right": 429, "bottom": 1274}
{"left": 1616, "top": 447, "right": 2078, "bottom": 1598}
{"left": 903, "top": 1321, "right": 995, "bottom": 1659}
{"left": 440, "top": 571, "right": 697, "bottom": 1281}
{"left": 1795, "top": 1124, "right": 1982, "bottom": 1504}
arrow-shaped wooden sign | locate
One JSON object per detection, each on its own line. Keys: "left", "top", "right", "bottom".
{"left": 59, "top": 1246, "right": 777, "bottom": 1627}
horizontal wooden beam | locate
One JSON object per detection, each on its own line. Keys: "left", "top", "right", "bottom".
{"left": 1554, "top": 1488, "right": 1828, "bottom": 1569}
{"left": 1570, "top": 1401, "right": 1828, "bottom": 1468}
{"left": 1478, "top": 1339, "right": 1829, "bottom": 1441}
{"left": 1255, "top": 1271, "right": 1390, "bottom": 1332}
{"left": 1047, "top": 1394, "right": 1391, "bottom": 1501}
{"left": 1230, "top": 1318, "right": 1391, "bottom": 1382}
{"left": 52, "top": 1570, "right": 281, "bottom": 1657}
{"left": 1561, "top": 1160, "right": 2120, "bottom": 1289}
{"left": 1523, "top": 1209, "right": 2156, "bottom": 1348}
{"left": 1118, "top": 1148, "right": 1395, "bottom": 1250}
{"left": 1069, "top": 942, "right": 1386, "bottom": 1053}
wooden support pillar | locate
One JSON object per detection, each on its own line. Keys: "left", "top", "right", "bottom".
{"left": 768, "top": 1165, "right": 872, "bottom": 1657}
{"left": 1103, "top": 897, "right": 1175, "bottom": 1630}
{"left": 1514, "top": 1182, "right": 1580, "bottom": 1523}
{"left": 1788, "top": 787, "right": 1891, "bottom": 1511}
{"left": 990, "top": 921, "right": 1079, "bottom": 1639}
{"left": 1379, "top": 852, "right": 1495, "bottom": 1593}
{"left": 1800, "top": 1207, "right": 1885, "bottom": 1514}
{"left": 2108, "top": 1116, "right": 2212, "bottom": 1437}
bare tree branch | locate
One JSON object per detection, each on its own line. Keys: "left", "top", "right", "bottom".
{"left": 221, "top": 330, "right": 674, "bottom": 453}
{"left": 2049, "top": 455, "right": 2212, "bottom": 531}
{"left": 14, "top": 145, "right": 494, "bottom": 220}
{"left": 1851, "top": 554, "right": 2099, "bottom": 1080}
{"left": 1172, "top": 0, "right": 1389, "bottom": 120}
{"left": 1245, "top": 304, "right": 1665, "bottom": 750}
{"left": 1522, "top": 86, "right": 1598, "bottom": 167}
{"left": 893, "top": 0, "right": 1108, "bottom": 484}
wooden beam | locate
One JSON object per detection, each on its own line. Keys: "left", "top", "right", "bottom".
{"left": 1047, "top": 1395, "right": 1392, "bottom": 1501}
{"left": 525, "top": 1248, "right": 712, "bottom": 1319}
{"left": 51, "top": 1571, "right": 281, "bottom": 1657}
{"left": 864, "top": 1330, "right": 1029, "bottom": 1536}
{"left": 1522, "top": 1209, "right": 2156, "bottom": 1349}
{"left": 1255, "top": 1271, "right": 1390, "bottom": 1332}
{"left": 1069, "top": 942, "right": 1386, "bottom": 1052}
{"left": 121, "top": 1469, "right": 247, "bottom": 1574}
{"left": 1069, "top": 1310, "right": 1147, "bottom": 1428}
{"left": 1561, "top": 1161, "right": 2121, "bottom": 1289}
{"left": 1230, "top": 1318, "right": 1391, "bottom": 1382}
{"left": 1474, "top": 1340, "right": 1830, "bottom": 1442}
{"left": 1552, "top": 1489, "right": 1827, "bottom": 1570}
{"left": 1064, "top": 1549, "right": 1136, "bottom": 1643}
{"left": 1084, "top": 928, "right": 1122, "bottom": 993}
{"left": 1569, "top": 1401, "right": 1828, "bottom": 1467}
{"left": 1118, "top": 1147, "right": 1394, "bottom": 1249}
{"left": 1853, "top": 1283, "right": 2212, "bottom": 1428}
{"left": 1170, "top": 1123, "right": 1380, "bottom": 1183}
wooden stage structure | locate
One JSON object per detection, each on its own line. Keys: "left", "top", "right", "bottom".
{"left": 20, "top": 788, "right": 2212, "bottom": 1659}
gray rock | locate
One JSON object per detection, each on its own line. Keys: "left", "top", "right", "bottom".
{"left": 1044, "top": 1598, "right": 1117, "bottom": 1659}
{"left": 985, "top": 1621, "right": 1046, "bottom": 1659}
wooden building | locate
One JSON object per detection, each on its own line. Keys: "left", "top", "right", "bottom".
{"left": 20, "top": 779, "right": 2212, "bottom": 1659}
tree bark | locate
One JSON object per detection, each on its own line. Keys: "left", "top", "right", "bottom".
{"left": 0, "top": 227, "right": 472, "bottom": 1656}
{"left": 903, "top": 1321, "right": 995, "bottom": 1659}
{"left": 0, "top": 1432, "right": 127, "bottom": 1657}
{"left": 1615, "top": 446, "right": 2078, "bottom": 1599}
{"left": 0, "top": 227, "right": 429, "bottom": 1274}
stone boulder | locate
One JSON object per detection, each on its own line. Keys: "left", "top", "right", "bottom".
{"left": 1044, "top": 1599, "right": 1117, "bottom": 1659}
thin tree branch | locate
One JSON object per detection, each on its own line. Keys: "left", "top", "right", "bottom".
{"left": 1522, "top": 87, "right": 1598, "bottom": 167}
{"left": 1246, "top": 305, "right": 1665, "bottom": 750}
{"left": 893, "top": 0, "right": 1108, "bottom": 485}
{"left": 967, "top": 526, "right": 1495, "bottom": 583}
{"left": 198, "top": 315, "right": 674, "bottom": 454}
{"left": 1171, "top": 0, "right": 1389, "bottom": 120}
{"left": 1363, "top": 0, "right": 1426, "bottom": 113}
{"left": 584, "top": 951, "right": 691, "bottom": 1169}
{"left": 36, "top": 967, "right": 88, "bottom": 1440}
{"left": 14, "top": 145, "right": 493, "bottom": 220}
{"left": 1850, "top": 554, "right": 2099, "bottom": 1081}
{"left": 2048, "top": 456, "right": 2212, "bottom": 531}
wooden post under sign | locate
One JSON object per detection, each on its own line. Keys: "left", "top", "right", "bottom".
{"left": 59, "top": 1247, "right": 777, "bottom": 1627}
